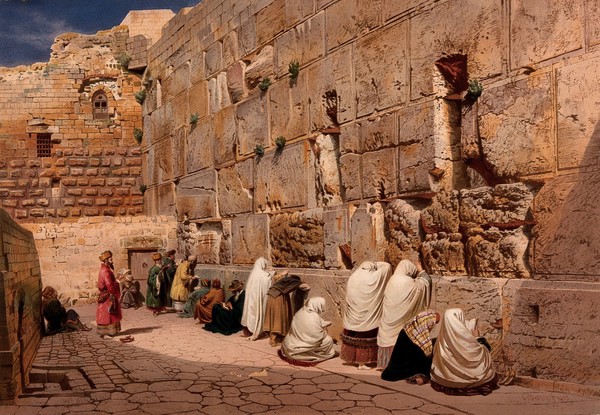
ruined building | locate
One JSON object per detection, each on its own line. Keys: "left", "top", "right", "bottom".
{"left": 1, "top": 0, "right": 599, "bottom": 403}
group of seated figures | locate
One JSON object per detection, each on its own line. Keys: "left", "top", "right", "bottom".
{"left": 342, "top": 259, "right": 498, "bottom": 395}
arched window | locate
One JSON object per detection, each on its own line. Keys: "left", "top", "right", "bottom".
{"left": 92, "top": 91, "right": 109, "bottom": 119}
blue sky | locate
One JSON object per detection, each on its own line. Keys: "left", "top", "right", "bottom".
{"left": 0, "top": 0, "right": 199, "bottom": 67}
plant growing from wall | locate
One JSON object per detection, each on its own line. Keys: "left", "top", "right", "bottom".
{"left": 275, "top": 136, "right": 286, "bottom": 150}
{"left": 258, "top": 77, "right": 272, "bottom": 92}
{"left": 133, "top": 128, "right": 143, "bottom": 144}
{"left": 254, "top": 144, "right": 265, "bottom": 157}
{"left": 134, "top": 88, "right": 146, "bottom": 105}
{"left": 465, "top": 79, "right": 483, "bottom": 101}
{"left": 288, "top": 59, "right": 300, "bottom": 81}
{"left": 190, "top": 112, "right": 199, "bottom": 126}
{"left": 117, "top": 52, "right": 131, "bottom": 70}
{"left": 139, "top": 184, "right": 147, "bottom": 195}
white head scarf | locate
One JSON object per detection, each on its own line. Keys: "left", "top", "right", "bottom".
{"left": 343, "top": 261, "right": 392, "bottom": 332}
{"left": 306, "top": 296, "right": 326, "bottom": 314}
{"left": 241, "top": 257, "right": 272, "bottom": 340}
{"left": 377, "top": 259, "right": 432, "bottom": 347}
{"left": 430, "top": 308, "right": 496, "bottom": 388}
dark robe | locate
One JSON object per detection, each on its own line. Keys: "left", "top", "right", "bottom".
{"left": 43, "top": 299, "right": 84, "bottom": 335}
{"left": 162, "top": 257, "right": 176, "bottom": 307}
{"left": 204, "top": 290, "right": 246, "bottom": 335}
{"left": 121, "top": 281, "right": 145, "bottom": 309}
{"left": 381, "top": 329, "right": 433, "bottom": 382}
{"left": 146, "top": 264, "right": 164, "bottom": 309}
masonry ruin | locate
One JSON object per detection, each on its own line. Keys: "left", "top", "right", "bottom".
{"left": 0, "top": 0, "right": 599, "bottom": 402}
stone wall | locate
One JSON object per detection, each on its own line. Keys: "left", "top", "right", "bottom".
{"left": 0, "top": 209, "right": 42, "bottom": 404}
{"left": 140, "top": 0, "right": 600, "bottom": 392}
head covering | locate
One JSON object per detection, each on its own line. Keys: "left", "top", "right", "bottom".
{"left": 152, "top": 252, "right": 162, "bottom": 261}
{"left": 166, "top": 249, "right": 176, "bottom": 256}
{"left": 188, "top": 255, "right": 197, "bottom": 262}
{"left": 42, "top": 286, "right": 59, "bottom": 308}
{"left": 121, "top": 269, "right": 134, "bottom": 282}
{"left": 377, "top": 259, "right": 432, "bottom": 348}
{"left": 403, "top": 310, "right": 438, "bottom": 357}
{"left": 306, "top": 297, "right": 326, "bottom": 314}
{"left": 228, "top": 279, "right": 243, "bottom": 291}
{"left": 241, "top": 257, "right": 273, "bottom": 340}
{"left": 343, "top": 261, "right": 392, "bottom": 332}
{"left": 200, "top": 278, "right": 210, "bottom": 288}
{"left": 99, "top": 250, "right": 112, "bottom": 262}
{"left": 430, "top": 308, "right": 496, "bottom": 388}
{"left": 212, "top": 278, "right": 221, "bottom": 288}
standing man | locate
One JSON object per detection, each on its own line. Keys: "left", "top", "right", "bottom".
{"left": 162, "top": 249, "right": 177, "bottom": 309}
{"left": 170, "top": 255, "right": 199, "bottom": 312}
{"left": 96, "top": 250, "right": 122, "bottom": 338}
{"left": 146, "top": 252, "right": 165, "bottom": 316}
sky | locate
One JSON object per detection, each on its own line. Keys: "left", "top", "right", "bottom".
{"left": 0, "top": 0, "right": 199, "bottom": 67}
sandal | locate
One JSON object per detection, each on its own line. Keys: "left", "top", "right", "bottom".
{"left": 119, "top": 335, "right": 134, "bottom": 343}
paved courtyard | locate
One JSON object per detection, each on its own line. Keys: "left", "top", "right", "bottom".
{"left": 2, "top": 304, "right": 599, "bottom": 415}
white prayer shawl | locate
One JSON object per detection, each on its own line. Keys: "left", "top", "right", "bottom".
{"left": 343, "top": 261, "right": 392, "bottom": 332}
{"left": 430, "top": 308, "right": 496, "bottom": 388}
{"left": 377, "top": 260, "right": 432, "bottom": 348}
{"left": 281, "top": 297, "right": 335, "bottom": 362}
{"left": 240, "top": 257, "right": 272, "bottom": 340}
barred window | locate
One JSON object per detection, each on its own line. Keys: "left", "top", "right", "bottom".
{"left": 93, "top": 91, "right": 109, "bottom": 119}
{"left": 36, "top": 133, "right": 52, "bottom": 157}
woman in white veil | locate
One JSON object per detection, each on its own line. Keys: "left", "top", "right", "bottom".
{"left": 241, "top": 257, "right": 273, "bottom": 340}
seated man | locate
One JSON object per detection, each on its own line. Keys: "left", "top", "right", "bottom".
{"left": 42, "top": 286, "right": 90, "bottom": 335}
{"left": 203, "top": 280, "right": 245, "bottom": 335}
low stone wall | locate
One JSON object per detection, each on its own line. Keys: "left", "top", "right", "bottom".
{"left": 0, "top": 209, "right": 43, "bottom": 404}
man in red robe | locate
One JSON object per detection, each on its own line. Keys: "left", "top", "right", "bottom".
{"left": 96, "top": 250, "right": 122, "bottom": 338}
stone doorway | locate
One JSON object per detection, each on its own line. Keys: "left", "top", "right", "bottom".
{"left": 127, "top": 250, "right": 156, "bottom": 297}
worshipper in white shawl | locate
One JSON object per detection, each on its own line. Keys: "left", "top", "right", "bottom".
{"left": 240, "top": 257, "right": 273, "bottom": 340}
{"left": 279, "top": 297, "right": 336, "bottom": 365}
{"left": 341, "top": 261, "right": 392, "bottom": 369}
{"left": 377, "top": 259, "right": 432, "bottom": 369}
{"left": 430, "top": 308, "right": 498, "bottom": 395}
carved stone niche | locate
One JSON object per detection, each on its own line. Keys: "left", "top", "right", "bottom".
{"left": 122, "top": 236, "right": 163, "bottom": 249}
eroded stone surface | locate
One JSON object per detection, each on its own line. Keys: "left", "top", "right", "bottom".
{"left": 422, "top": 233, "right": 465, "bottom": 276}
{"left": 270, "top": 209, "right": 325, "bottom": 268}
{"left": 176, "top": 171, "right": 217, "bottom": 221}
{"left": 232, "top": 214, "right": 270, "bottom": 264}
{"left": 217, "top": 160, "right": 254, "bottom": 217}
{"left": 384, "top": 199, "right": 422, "bottom": 267}
{"left": 236, "top": 93, "right": 269, "bottom": 156}
{"left": 350, "top": 203, "right": 386, "bottom": 266}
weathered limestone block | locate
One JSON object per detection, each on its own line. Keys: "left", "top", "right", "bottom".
{"left": 325, "top": 0, "right": 380, "bottom": 51}
{"left": 154, "top": 138, "right": 173, "bottom": 184}
{"left": 189, "top": 49, "right": 205, "bottom": 85}
{"left": 156, "top": 182, "right": 176, "bottom": 217}
{"left": 255, "top": 142, "right": 309, "bottom": 212}
{"left": 361, "top": 148, "right": 397, "bottom": 199}
{"left": 219, "top": 219, "right": 232, "bottom": 265}
{"left": 270, "top": 209, "right": 325, "bottom": 268}
{"left": 222, "top": 31, "right": 239, "bottom": 68}
{"left": 238, "top": 17, "right": 257, "bottom": 58}
{"left": 355, "top": 21, "right": 408, "bottom": 117}
{"left": 477, "top": 73, "right": 554, "bottom": 179}
{"left": 171, "top": 127, "right": 185, "bottom": 178}
{"left": 422, "top": 233, "right": 465, "bottom": 275}
{"left": 398, "top": 103, "right": 435, "bottom": 194}
{"left": 307, "top": 46, "right": 354, "bottom": 131}
{"left": 209, "top": 73, "right": 231, "bottom": 114}
{"left": 194, "top": 222, "right": 226, "bottom": 264}
{"left": 213, "top": 106, "right": 237, "bottom": 167}
{"left": 274, "top": 12, "right": 325, "bottom": 76}
{"left": 465, "top": 227, "right": 529, "bottom": 278}
{"left": 511, "top": 0, "right": 582, "bottom": 69}
{"left": 384, "top": 199, "right": 421, "bottom": 267}
{"left": 176, "top": 171, "right": 217, "bottom": 221}
{"left": 205, "top": 41, "right": 223, "bottom": 77}
{"left": 226, "top": 61, "right": 246, "bottom": 103}
{"left": 269, "top": 72, "right": 308, "bottom": 140}
{"left": 410, "top": 0, "right": 503, "bottom": 99}
{"left": 323, "top": 208, "right": 350, "bottom": 269}
{"left": 420, "top": 191, "right": 460, "bottom": 234}
{"left": 245, "top": 46, "right": 274, "bottom": 90}
{"left": 459, "top": 184, "right": 534, "bottom": 228}
{"left": 530, "top": 172, "right": 600, "bottom": 279}
{"left": 189, "top": 80, "right": 209, "bottom": 119}
{"left": 503, "top": 279, "right": 600, "bottom": 385}
{"left": 312, "top": 134, "right": 342, "bottom": 207}
{"left": 350, "top": 203, "right": 386, "bottom": 266}
{"left": 382, "top": 0, "right": 427, "bottom": 22}
{"left": 232, "top": 213, "right": 270, "bottom": 264}
{"left": 162, "top": 64, "right": 190, "bottom": 99}
{"left": 556, "top": 57, "right": 600, "bottom": 170}
{"left": 285, "top": 0, "right": 315, "bottom": 27}
{"left": 236, "top": 93, "right": 268, "bottom": 156}
{"left": 360, "top": 113, "right": 396, "bottom": 152}
{"left": 257, "top": 0, "right": 286, "bottom": 46}
{"left": 339, "top": 122, "right": 359, "bottom": 155}
{"left": 186, "top": 117, "right": 214, "bottom": 173}
{"left": 217, "top": 159, "right": 254, "bottom": 217}
{"left": 151, "top": 100, "right": 174, "bottom": 141}
{"left": 339, "top": 153, "right": 361, "bottom": 201}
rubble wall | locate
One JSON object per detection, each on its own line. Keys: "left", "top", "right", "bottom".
{"left": 142, "top": 0, "right": 600, "bottom": 391}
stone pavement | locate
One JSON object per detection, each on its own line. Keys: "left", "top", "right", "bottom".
{"left": 2, "top": 304, "right": 599, "bottom": 415}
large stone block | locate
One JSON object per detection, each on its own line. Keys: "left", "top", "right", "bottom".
{"left": 222, "top": 31, "right": 239, "bottom": 69}
{"left": 226, "top": 61, "right": 246, "bottom": 104}
{"left": 194, "top": 222, "right": 226, "bottom": 264}
{"left": 420, "top": 190, "right": 460, "bottom": 234}
{"left": 162, "top": 63, "right": 190, "bottom": 99}
{"left": 410, "top": 0, "right": 503, "bottom": 99}
{"left": 323, "top": 208, "right": 350, "bottom": 269}
{"left": 312, "top": 133, "right": 342, "bottom": 207}
{"left": 307, "top": 46, "right": 354, "bottom": 131}
{"left": 503, "top": 279, "right": 600, "bottom": 385}
{"left": 459, "top": 183, "right": 534, "bottom": 228}
{"left": 236, "top": 93, "right": 269, "bottom": 156}
{"left": 213, "top": 105, "right": 237, "bottom": 167}
{"left": 171, "top": 127, "right": 186, "bottom": 178}
{"left": 350, "top": 203, "right": 386, "bottom": 266}
{"left": 360, "top": 112, "right": 396, "bottom": 152}
{"left": 465, "top": 226, "right": 530, "bottom": 278}
{"left": 269, "top": 72, "right": 308, "bottom": 141}
{"left": 186, "top": 117, "right": 214, "bottom": 173}
{"left": 339, "top": 153, "right": 361, "bottom": 202}
{"left": 274, "top": 12, "right": 325, "bottom": 76}
{"left": 339, "top": 122, "right": 360, "bottom": 155}
{"left": 156, "top": 182, "right": 176, "bottom": 217}
{"left": 361, "top": 148, "right": 397, "bottom": 199}
{"left": 232, "top": 213, "right": 270, "bottom": 264}
{"left": 151, "top": 100, "right": 174, "bottom": 141}
{"left": 257, "top": 0, "right": 286, "bottom": 46}
{"left": 217, "top": 159, "right": 254, "bottom": 217}
{"left": 477, "top": 73, "right": 555, "bottom": 179}
{"left": 205, "top": 41, "right": 223, "bottom": 77}
{"left": 384, "top": 199, "right": 421, "bottom": 267}
{"left": 325, "top": 0, "right": 380, "bottom": 51}
{"left": 189, "top": 80, "right": 209, "bottom": 119}
{"left": 208, "top": 73, "right": 231, "bottom": 114}
{"left": 255, "top": 142, "right": 310, "bottom": 212}
{"left": 530, "top": 172, "right": 600, "bottom": 280}
{"left": 245, "top": 46, "right": 274, "bottom": 90}
{"left": 355, "top": 21, "right": 408, "bottom": 117}
{"left": 285, "top": 0, "right": 315, "bottom": 27}
{"left": 556, "top": 57, "right": 600, "bottom": 170}
{"left": 422, "top": 233, "right": 465, "bottom": 276}
{"left": 154, "top": 138, "right": 173, "bottom": 183}
{"left": 176, "top": 170, "right": 217, "bottom": 221}
{"left": 382, "top": 0, "right": 425, "bottom": 22}
{"left": 510, "top": 0, "right": 582, "bottom": 69}
{"left": 270, "top": 209, "right": 325, "bottom": 268}
{"left": 238, "top": 17, "right": 257, "bottom": 58}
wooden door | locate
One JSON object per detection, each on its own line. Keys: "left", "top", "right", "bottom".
{"left": 128, "top": 250, "right": 154, "bottom": 296}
